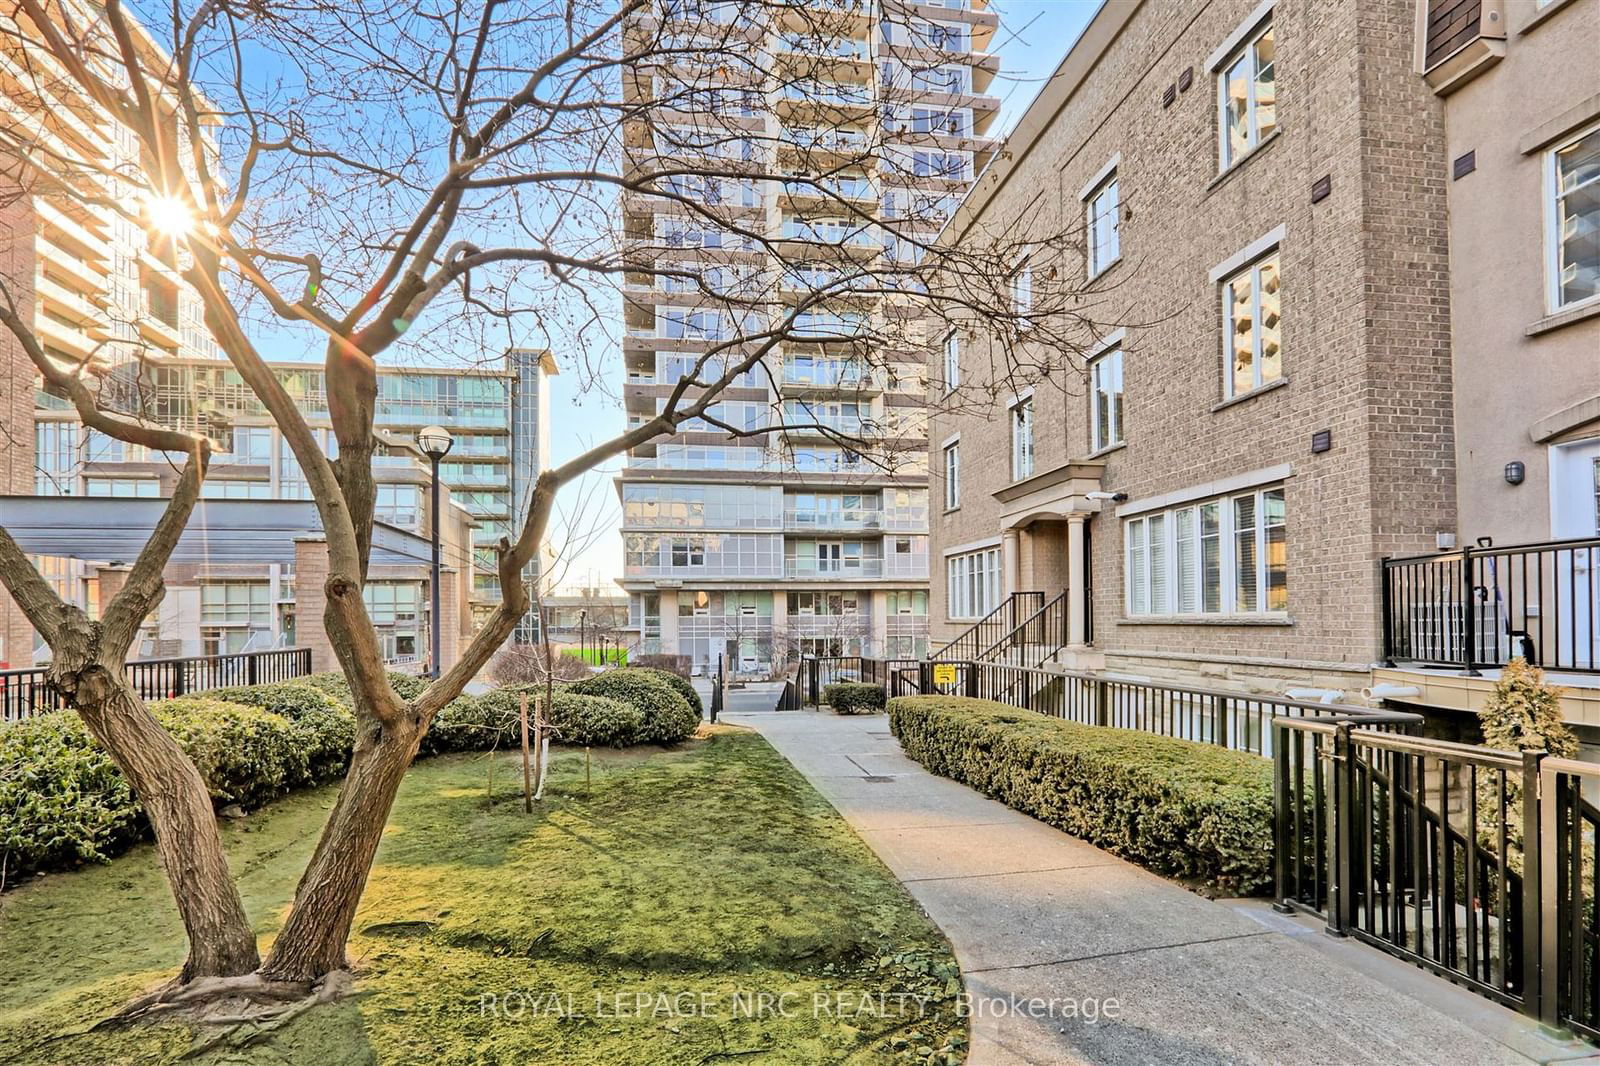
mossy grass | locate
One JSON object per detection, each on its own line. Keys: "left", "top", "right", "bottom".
{"left": 0, "top": 727, "right": 965, "bottom": 1065}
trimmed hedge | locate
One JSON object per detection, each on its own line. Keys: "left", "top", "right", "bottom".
{"left": 208, "top": 682, "right": 355, "bottom": 782}
{"left": 822, "top": 682, "right": 886, "bottom": 715}
{"left": 301, "top": 669, "right": 428, "bottom": 708}
{"left": 1, "top": 696, "right": 349, "bottom": 879}
{"left": 473, "top": 684, "right": 645, "bottom": 749}
{"left": 888, "top": 696, "right": 1274, "bottom": 895}
{"left": 630, "top": 667, "right": 703, "bottom": 717}
{"left": 568, "top": 669, "right": 700, "bottom": 744}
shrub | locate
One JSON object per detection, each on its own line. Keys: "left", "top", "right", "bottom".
{"left": 888, "top": 696, "right": 1275, "bottom": 895}
{"left": 823, "top": 682, "right": 885, "bottom": 715}
{"left": 631, "top": 667, "right": 703, "bottom": 716}
{"left": 152, "top": 698, "right": 305, "bottom": 810}
{"left": 208, "top": 682, "right": 355, "bottom": 783}
{"left": 301, "top": 670, "right": 428, "bottom": 708}
{"left": 473, "top": 684, "right": 645, "bottom": 748}
{"left": 0, "top": 712, "right": 142, "bottom": 876}
{"left": 568, "top": 669, "right": 699, "bottom": 744}
{"left": 1476, "top": 658, "right": 1573, "bottom": 872}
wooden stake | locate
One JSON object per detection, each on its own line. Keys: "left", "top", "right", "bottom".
{"left": 585, "top": 746, "right": 591, "bottom": 792}
{"left": 520, "top": 691, "right": 533, "bottom": 814}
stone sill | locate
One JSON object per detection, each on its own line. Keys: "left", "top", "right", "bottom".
{"left": 1210, "top": 376, "right": 1289, "bottom": 413}
{"left": 1522, "top": 0, "right": 1582, "bottom": 35}
{"left": 1526, "top": 298, "right": 1600, "bottom": 337}
{"left": 1117, "top": 614, "right": 1294, "bottom": 627}
{"left": 1205, "top": 128, "right": 1282, "bottom": 196}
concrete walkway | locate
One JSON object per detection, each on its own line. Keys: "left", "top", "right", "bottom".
{"left": 725, "top": 708, "right": 1600, "bottom": 1066}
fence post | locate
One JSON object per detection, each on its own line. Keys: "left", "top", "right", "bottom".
{"left": 1214, "top": 695, "right": 1231, "bottom": 748}
{"left": 171, "top": 662, "right": 186, "bottom": 698}
{"left": 1272, "top": 722, "right": 1294, "bottom": 913}
{"left": 1461, "top": 550, "right": 1481, "bottom": 676}
{"left": 1379, "top": 559, "right": 1397, "bottom": 668}
{"left": 964, "top": 660, "right": 978, "bottom": 699}
{"left": 1094, "top": 678, "right": 1110, "bottom": 728}
{"left": 1325, "top": 722, "right": 1354, "bottom": 938}
{"left": 247, "top": 652, "right": 259, "bottom": 687}
{"left": 1528, "top": 748, "right": 1555, "bottom": 1027}
{"left": 918, "top": 661, "right": 932, "bottom": 695}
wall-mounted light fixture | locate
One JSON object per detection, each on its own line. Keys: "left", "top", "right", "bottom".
{"left": 1504, "top": 461, "right": 1525, "bottom": 486}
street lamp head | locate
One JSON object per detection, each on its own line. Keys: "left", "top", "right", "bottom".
{"left": 417, "top": 425, "right": 454, "bottom": 460}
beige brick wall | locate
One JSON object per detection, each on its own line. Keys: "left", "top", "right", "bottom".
{"left": 930, "top": 0, "right": 1457, "bottom": 693}
{"left": 0, "top": 193, "right": 36, "bottom": 666}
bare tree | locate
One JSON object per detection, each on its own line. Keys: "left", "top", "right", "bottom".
{"left": 0, "top": 0, "right": 1108, "bottom": 1010}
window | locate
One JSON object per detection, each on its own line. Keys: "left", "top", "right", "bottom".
{"left": 200, "top": 582, "right": 271, "bottom": 626}
{"left": 670, "top": 536, "right": 707, "bottom": 567}
{"left": 1011, "top": 262, "right": 1033, "bottom": 324}
{"left": 1549, "top": 124, "right": 1600, "bottom": 311}
{"left": 943, "top": 441, "right": 960, "bottom": 509}
{"left": 1125, "top": 487, "right": 1286, "bottom": 617}
{"left": 1217, "top": 21, "right": 1276, "bottom": 170}
{"left": 1089, "top": 347, "right": 1124, "bottom": 451}
{"left": 35, "top": 422, "right": 79, "bottom": 495}
{"left": 1010, "top": 396, "right": 1034, "bottom": 481}
{"left": 1222, "top": 252, "right": 1282, "bottom": 398}
{"left": 1086, "top": 173, "right": 1120, "bottom": 276}
{"left": 946, "top": 547, "right": 1001, "bottom": 619}
{"left": 941, "top": 330, "right": 959, "bottom": 391}
{"left": 85, "top": 478, "right": 160, "bottom": 497}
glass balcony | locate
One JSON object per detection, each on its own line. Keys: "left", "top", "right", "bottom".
{"left": 784, "top": 556, "right": 885, "bottom": 579}
{"left": 784, "top": 507, "right": 883, "bottom": 530}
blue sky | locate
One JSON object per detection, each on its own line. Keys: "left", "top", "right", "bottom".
{"left": 546, "top": 0, "right": 1105, "bottom": 591}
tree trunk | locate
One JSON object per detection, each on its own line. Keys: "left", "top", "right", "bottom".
{"left": 259, "top": 718, "right": 420, "bottom": 981}
{"left": 67, "top": 663, "right": 260, "bottom": 980}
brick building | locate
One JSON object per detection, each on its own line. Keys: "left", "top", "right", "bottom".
{"left": 928, "top": 0, "right": 1469, "bottom": 700}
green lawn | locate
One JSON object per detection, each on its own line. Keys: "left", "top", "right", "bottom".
{"left": 0, "top": 727, "right": 965, "bottom": 1065}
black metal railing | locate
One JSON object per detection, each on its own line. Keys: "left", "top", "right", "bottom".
{"left": 0, "top": 647, "right": 313, "bottom": 723}
{"left": 802, "top": 655, "right": 1404, "bottom": 759}
{"left": 1275, "top": 722, "right": 1600, "bottom": 1038}
{"left": 798, "top": 656, "right": 921, "bottom": 707}
{"left": 1384, "top": 536, "right": 1600, "bottom": 674}
{"left": 976, "top": 590, "right": 1068, "bottom": 666}
{"left": 927, "top": 591, "right": 1044, "bottom": 663}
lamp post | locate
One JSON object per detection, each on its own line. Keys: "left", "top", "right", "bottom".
{"left": 417, "top": 425, "right": 454, "bottom": 678}
{"left": 579, "top": 609, "right": 587, "bottom": 664}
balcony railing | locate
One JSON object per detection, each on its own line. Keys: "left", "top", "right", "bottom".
{"left": 784, "top": 506, "right": 884, "bottom": 530}
{"left": 784, "top": 556, "right": 884, "bottom": 579}
{"left": 2, "top": 648, "right": 313, "bottom": 723}
{"left": 1382, "top": 536, "right": 1600, "bottom": 674}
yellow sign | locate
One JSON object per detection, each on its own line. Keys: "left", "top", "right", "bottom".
{"left": 932, "top": 664, "right": 958, "bottom": 687}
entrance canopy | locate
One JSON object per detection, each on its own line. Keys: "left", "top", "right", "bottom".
{"left": 0, "top": 497, "right": 434, "bottom": 568}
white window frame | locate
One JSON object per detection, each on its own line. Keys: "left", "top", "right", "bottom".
{"left": 943, "top": 439, "right": 961, "bottom": 510}
{"left": 1218, "top": 248, "right": 1283, "bottom": 399}
{"left": 1084, "top": 171, "right": 1120, "bottom": 278}
{"left": 1009, "top": 394, "right": 1034, "bottom": 481}
{"left": 1546, "top": 121, "right": 1600, "bottom": 314}
{"left": 1214, "top": 14, "right": 1276, "bottom": 172}
{"left": 1011, "top": 261, "right": 1033, "bottom": 327}
{"left": 941, "top": 329, "right": 959, "bottom": 392}
{"left": 1089, "top": 345, "right": 1124, "bottom": 452}
{"left": 945, "top": 546, "right": 1001, "bottom": 620}
{"left": 1124, "top": 486, "right": 1287, "bottom": 619}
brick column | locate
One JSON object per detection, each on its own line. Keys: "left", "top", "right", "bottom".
{"left": 436, "top": 567, "right": 461, "bottom": 675}
{"left": 292, "top": 536, "right": 336, "bottom": 672}
{"left": 95, "top": 564, "right": 132, "bottom": 607}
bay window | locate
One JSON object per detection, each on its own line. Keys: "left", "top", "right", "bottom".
{"left": 1125, "top": 487, "right": 1286, "bottom": 617}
